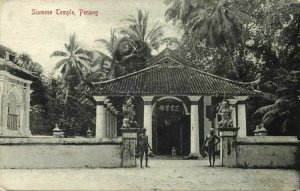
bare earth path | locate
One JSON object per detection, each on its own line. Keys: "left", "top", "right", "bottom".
{"left": 0, "top": 159, "right": 299, "bottom": 191}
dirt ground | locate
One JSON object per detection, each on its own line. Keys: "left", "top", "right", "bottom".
{"left": 0, "top": 158, "right": 299, "bottom": 191}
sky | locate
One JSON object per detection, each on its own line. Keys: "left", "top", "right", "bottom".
{"left": 0, "top": 0, "right": 182, "bottom": 74}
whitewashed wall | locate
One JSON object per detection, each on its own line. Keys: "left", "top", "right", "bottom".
{"left": 0, "top": 137, "right": 122, "bottom": 168}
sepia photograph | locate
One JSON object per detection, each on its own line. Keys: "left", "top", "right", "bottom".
{"left": 0, "top": 0, "right": 299, "bottom": 190}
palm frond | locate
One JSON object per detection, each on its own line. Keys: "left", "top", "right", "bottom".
{"left": 50, "top": 51, "right": 68, "bottom": 58}
{"left": 261, "top": 108, "right": 280, "bottom": 126}
{"left": 75, "top": 58, "right": 91, "bottom": 71}
{"left": 95, "top": 39, "right": 113, "bottom": 53}
{"left": 93, "top": 50, "right": 113, "bottom": 61}
{"left": 54, "top": 59, "right": 68, "bottom": 70}
{"left": 253, "top": 104, "right": 276, "bottom": 118}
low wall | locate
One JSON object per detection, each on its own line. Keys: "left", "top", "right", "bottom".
{"left": 235, "top": 136, "right": 300, "bottom": 168}
{"left": 0, "top": 136, "right": 123, "bottom": 169}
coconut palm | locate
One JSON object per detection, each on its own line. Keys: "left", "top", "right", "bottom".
{"left": 165, "top": 0, "right": 252, "bottom": 78}
{"left": 120, "top": 9, "right": 165, "bottom": 61}
{"left": 50, "top": 34, "right": 91, "bottom": 103}
{"left": 95, "top": 29, "right": 130, "bottom": 78}
{"left": 51, "top": 34, "right": 91, "bottom": 81}
{"left": 165, "top": 0, "right": 251, "bottom": 47}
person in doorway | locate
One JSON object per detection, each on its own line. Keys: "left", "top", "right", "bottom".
{"left": 137, "top": 128, "right": 152, "bottom": 168}
{"left": 203, "top": 128, "right": 220, "bottom": 167}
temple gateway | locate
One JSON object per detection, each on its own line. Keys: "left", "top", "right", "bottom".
{"left": 93, "top": 48, "right": 255, "bottom": 157}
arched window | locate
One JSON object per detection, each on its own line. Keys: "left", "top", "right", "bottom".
{"left": 7, "top": 92, "right": 19, "bottom": 130}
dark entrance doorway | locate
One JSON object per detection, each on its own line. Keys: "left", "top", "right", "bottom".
{"left": 152, "top": 99, "right": 190, "bottom": 155}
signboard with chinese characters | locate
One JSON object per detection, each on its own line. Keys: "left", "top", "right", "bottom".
{"left": 155, "top": 101, "right": 184, "bottom": 116}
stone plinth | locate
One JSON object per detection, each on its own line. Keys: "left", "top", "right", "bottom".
{"left": 218, "top": 127, "right": 239, "bottom": 167}
{"left": 86, "top": 127, "right": 92, "bottom": 138}
{"left": 120, "top": 128, "right": 139, "bottom": 167}
{"left": 52, "top": 124, "right": 64, "bottom": 138}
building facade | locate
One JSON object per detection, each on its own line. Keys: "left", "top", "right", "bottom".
{"left": 93, "top": 48, "right": 255, "bottom": 157}
{"left": 0, "top": 45, "right": 34, "bottom": 137}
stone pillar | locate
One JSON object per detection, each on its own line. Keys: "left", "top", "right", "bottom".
{"left": 106, "top": 103, "right": 112, "bottom": 138}
{"left": 218, "top": 127, "right": 239, "bottom": 167}
{"left": 102, "top": 99, "right": 109, "bottom": 137}
{"left": 110, "top": 107, "right": 116, "bottom": 138}
{"left": 1, "top": 78, "right": 8, "bottom": 134}
{"left": 114, "top": 111, "right": 119, "bottom": 138}
{"left": 188, "top": 96, "right": 201, "bottom": 157}
{"left": 94, "top": 96, "right": 107, "bottom": 138}
{"left": 203, "top": 96, "right": 212, "bottom": 139}
{"left": 228, "top": 99, "right": 238, "bottom": 127}
{"left": 23, "top": 85, "right": 32, "bottom": 136}
{"left": 0, "top": 75, "right": 6, "bottom": 135}
{"left": 18, "top": 103, "right": 25, "bottom": 135}
{"left": 142, "top": 96, "right": 154, "bottom": 148}
{"left": 121, "top": 127, "right": 139, "bottom": 167}
{"left": 234, "top": 96, "right": 248, "bottom": 137}
{"left": 111, "top": 111, "right": 115, "bottom": 138}
{"left": 108, "top": 107, "right": 112, "bottom": 138}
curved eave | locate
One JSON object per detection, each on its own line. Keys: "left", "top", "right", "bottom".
{"left": 92, "top": 65, "right": 257, "bottom": 97}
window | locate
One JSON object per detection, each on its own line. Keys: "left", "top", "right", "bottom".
{"left": 7, "top": 93, "right": 19, "bottom": 130}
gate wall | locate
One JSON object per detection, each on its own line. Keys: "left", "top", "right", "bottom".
{"left": 0, "top": 137, "right": 122, "bottom": 168}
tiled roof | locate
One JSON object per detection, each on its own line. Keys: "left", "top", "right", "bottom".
{"left": 93, "top": 54, "right": 256, "bottom": 96}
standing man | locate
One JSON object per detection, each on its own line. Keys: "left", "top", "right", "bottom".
{"left": 138, "top": 128, "right": 152, "bottom": 168}
{"left": 203, "top": 128, "right": 220, "bottom": 167}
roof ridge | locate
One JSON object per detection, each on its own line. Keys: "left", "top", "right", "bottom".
{"left": 145, "top": 48, "right": 191, "bottom": 67}
{"left": 92, "top": 64, "right": 159, "bottom": 85}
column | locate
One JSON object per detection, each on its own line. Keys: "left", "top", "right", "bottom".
{"left": 142, "top": 96, "right": 154, "bottom": 148}
{"left": 103, "top": 99, "right": 109, "bottom": 137}
{"left": 228, "top": 99, "right": 238, "bottom": 127}
{"left": 106, "top": 103, "right": 112, "bottom": 138}
{"left": 203, "top": 96, "right": 212, "bottom": 139}
{"left": 94, "top": 96, "right": 107, "bottom": 138}
{"left": 110, "top": 106, "right": 115, "bottom": 138}
{"left": 112, "top": 111, "right": 116, "bottom": 138}
{"left": 188, "top": 96, "right": 201, "bottom": 157}
{"left": 218, "top": 127, "right": 239, "bottom": 167}
{"left": 24, "top": 85, "right": 32, "bottom": 136}
{"left": 110, "top": 108, "right": 116, "bottom": 138}
{"left": 234, "top": 96, "right": 248, "bottom": 137}
{"left": 113, "top": 110, "right": 118, "bottom": 138}
{"left": 0, "top": 76, "right": 5, "bottom": 134}
{"left": 1, "top": 78, "right": 8, "bottom": 134}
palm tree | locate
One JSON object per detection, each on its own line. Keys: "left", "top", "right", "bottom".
{"left": 51, "top": 34, "right": 91, "bottom": 103}
{"left": 95, "top": 29, "right": 129, "bottom": 78}
{"left": 165, "top": 0, "right": 252, "bottom": 78}
{"left": 120, "top": 9, "right": 165, "bottom": 62}
{"left": 253, "top": 68, "right": 300, "bottom": 135}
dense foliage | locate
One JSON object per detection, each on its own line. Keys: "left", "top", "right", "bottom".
{"left": 22, "top": 2, "right": 299, "bottom": 136}
{"left": 165, "top": 0, "right": 300, "bottom": 135}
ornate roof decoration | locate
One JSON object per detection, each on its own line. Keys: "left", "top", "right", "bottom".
{"left": 0, "top": 45, "right": 37, "bottom": 80}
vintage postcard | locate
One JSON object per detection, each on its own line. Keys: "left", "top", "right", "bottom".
{"left": 0, "top": 0, "right": 299, "bottom": 190}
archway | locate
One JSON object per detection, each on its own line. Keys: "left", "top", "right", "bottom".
{"left": 152, "top": 97, "right": 190, "bottom": 155}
